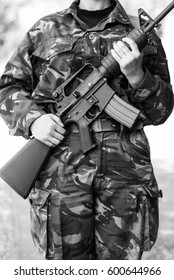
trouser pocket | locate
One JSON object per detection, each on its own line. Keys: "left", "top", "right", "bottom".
{"left": 138, "top": 179, "right": 160, "bottom": 251}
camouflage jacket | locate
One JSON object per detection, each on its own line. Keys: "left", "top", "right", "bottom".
{"left": 0, "top": 0, "right": 173, "bottom": 139}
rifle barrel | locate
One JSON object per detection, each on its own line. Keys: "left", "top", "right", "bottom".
{"left": 145, "top": 0, "right": 174, "bottom": 32}
{"left": 155, "top": 1, "right": 174, "bottom": 22}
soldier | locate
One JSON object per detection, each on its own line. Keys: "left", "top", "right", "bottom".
{"left": 0, "top": 0, "right": 173, "bottom": 260}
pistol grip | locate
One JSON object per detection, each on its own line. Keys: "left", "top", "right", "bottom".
{"left": 78, "top": 120, "right": 96, "bottom": 153}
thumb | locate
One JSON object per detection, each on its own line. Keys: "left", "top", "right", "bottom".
{"left": 50, "top": 114, "right": 64, "bottom": 127}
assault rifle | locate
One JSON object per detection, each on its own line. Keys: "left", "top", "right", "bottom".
{"left": 1, "top": 1, "right": 174, "bottom": 198}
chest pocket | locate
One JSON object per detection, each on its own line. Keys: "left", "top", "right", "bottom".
{"left": 31, "top": 38, "right": 76, "bottom": 92}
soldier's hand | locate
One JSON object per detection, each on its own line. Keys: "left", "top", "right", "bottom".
{"left": 30, "top": 114, "right": 66, "bottom": 147}
{"left": 111, "top": 37, "right": 145, "bottom": 88}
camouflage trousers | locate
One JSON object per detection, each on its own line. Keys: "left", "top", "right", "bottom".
{"left": 29, "top": 129, "right": 160, "bottom": 260}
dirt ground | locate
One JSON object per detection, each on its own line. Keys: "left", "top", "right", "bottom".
{"left": 0, "top": 159, "right": 174, "bottom": 260}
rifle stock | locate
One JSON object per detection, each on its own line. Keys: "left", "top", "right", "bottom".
{"left": 0, "top": 139, "right": 51, "bottom": 198}
{"left": 1, "top": 1, "right": 174, "bottom": 199}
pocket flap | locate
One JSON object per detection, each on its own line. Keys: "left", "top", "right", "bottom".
{"left": 32, "top": 37, "right": 76, "bottom": 60}
{"left": 142, "top": 179, "right": 160, "bottom": 198}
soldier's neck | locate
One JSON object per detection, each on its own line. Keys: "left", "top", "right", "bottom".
{"left": 79, "top": 0, "right": 112, "bottom": 11}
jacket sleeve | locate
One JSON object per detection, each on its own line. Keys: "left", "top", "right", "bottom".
{"left": 0, "top": 32, "right": 46, "bottom": 139}
{"left": 129, "top": 33, "right": 174, "bottom": 126}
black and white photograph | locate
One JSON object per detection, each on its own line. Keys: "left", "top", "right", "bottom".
{"left": 0, "top": 0, "right": 174, "bottom": 277}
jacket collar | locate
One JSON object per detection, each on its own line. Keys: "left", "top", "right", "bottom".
{"left": 67, "top": 0, "right": 131, "bottom": 25}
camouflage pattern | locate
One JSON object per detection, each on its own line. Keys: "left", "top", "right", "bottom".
{"left": 0, "top": 0, "right": 173, "bottom": 259}
{"left": 30, "top": 130, "right": 160, "bottom": 260}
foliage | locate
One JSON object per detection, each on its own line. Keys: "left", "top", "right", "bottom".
{"left": 0, "top": 0, "right": 173, "bottom": 74}
{"left": 0, "top": 0, "right": 72, "bottom": 71}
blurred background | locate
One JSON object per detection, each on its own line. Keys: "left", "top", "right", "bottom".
{"left": 0, "top": 0, "right": 174, "bottom": 260}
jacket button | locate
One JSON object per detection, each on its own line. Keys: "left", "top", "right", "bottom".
{"left": 52, "top": 91, "right": 58, "bottom": 98}
{"left": 159, "top": 189, "right": 163, "bottom": 198}
{"left": 89, "top": 33, "right": 95, "bottom": 40}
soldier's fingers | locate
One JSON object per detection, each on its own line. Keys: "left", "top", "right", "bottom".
{"left": 50, "top": 114, "right": 64, "bottom": 127}
{"left": 44, "top": 135, "right": 64, "bottom": 147}
{"left": 122, "top": 37, "right": 139, "bottom": 54}
{"left": 111, "top": 48, "right": 122, "bottom": 63}
{"left": 112, "top": 41, "right": 127, "bottom": 58}
{"left": 117, "top": 40, "right": 131, "bottom": 54}
{"left": 54, "top": 125, "right": 66, "bottom": 135}
{"left": 50, "top": 137, "right": 62, "bottom": 147}
{"left": 44, "top": 139, "right": 56, "bottom": 147}
{"left": 52, "top": 130, "right": 65, "bottom": 141}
